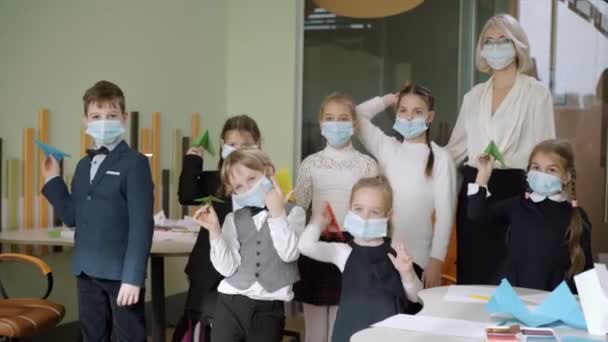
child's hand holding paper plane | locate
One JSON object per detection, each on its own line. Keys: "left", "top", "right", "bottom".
{"left": 35, "top": 139, "right": 71, "bottom": 161}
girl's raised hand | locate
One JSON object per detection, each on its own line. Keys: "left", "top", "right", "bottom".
{"left": 186, "top": 146, "right": 204, "bottom": 157}
{"left": 193, "top": 204, "right": 221, "bottom": 239}
{"left": 311, "top": 209, "right": 330, "bottom": 230}
{"left": 388, "top": 242, "right": 415, "bottom": 282}
{"left": 475, "top": 154, "right": 494, "bottom": 186}
{"left": 382, "top": 93, "right": 399, "bottom": 110}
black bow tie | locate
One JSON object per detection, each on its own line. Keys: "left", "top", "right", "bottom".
{"left": 87, "top": 146, "right": 109, "bottom": 159}
{"left": 246, "top": 206, "right": 267, "bottom": 216}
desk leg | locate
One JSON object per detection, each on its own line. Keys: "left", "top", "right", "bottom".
{"left": 151, "top": 256, "right": 166, "bottom": 342}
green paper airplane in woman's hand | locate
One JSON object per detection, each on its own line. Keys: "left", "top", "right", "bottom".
{"left": 194, "top": 195, "right": 225, "bottom": 205}
{"left": 193, "top": 130, "right": 215, "bottom": 156}
{"left": 484, "top": 140, "right": 506, "bottom": 167}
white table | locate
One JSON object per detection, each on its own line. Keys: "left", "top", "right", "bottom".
{"left": 351, "top": 286, "right": 595, "bottom": 341}
{"left": 0, "top": 228, "right": 195, "bottom": 342}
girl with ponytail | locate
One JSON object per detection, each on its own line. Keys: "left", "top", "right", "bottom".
{"left": 468, "top": 139, "right": 593, "bottom": 291}
{"left": 355, "top": 83, "right": 458, "bottom": 288}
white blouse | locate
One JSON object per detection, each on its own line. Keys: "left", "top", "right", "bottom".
{"left": 446, "top": 73, "right": 556, "bottom": 170}
{"left": 294, "top": 144, "right": 379, "bottom": 224}
{"left": 355, "top": 98, "right": 457, "bottom": 268}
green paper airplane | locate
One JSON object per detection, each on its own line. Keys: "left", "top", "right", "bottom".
{"left": 484, "top": 140, "right": 506, "bottom": 167}
{"left": 193, "top": 130, "right": 215, "bottom": 157}
{"left": 194, "top": 195, "right": 225, "bottom": 205}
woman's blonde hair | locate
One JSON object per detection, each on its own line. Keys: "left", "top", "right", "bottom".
{"left": 475, "top": 14, "right": 533, "bottom": 74}
{"left": 220, "top": 147, "right": 274, "bottom": 195}
{"left": 349, "top": 175, "right": 395, "bottom": 236}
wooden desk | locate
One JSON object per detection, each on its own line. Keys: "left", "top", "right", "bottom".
{"left": 351, "top": 286, "right": 594, "bottom": 341}
{"left": 0, "top": 228, "right": 195, "bottom": 342}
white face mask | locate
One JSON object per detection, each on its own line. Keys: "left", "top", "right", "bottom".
{"left": 85, "top": 120, "right": 125, "bottom": 146}
{"left": 481, "top": 41, "right": 516, "bottom": 70}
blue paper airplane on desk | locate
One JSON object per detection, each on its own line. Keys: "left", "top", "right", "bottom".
{"left": 35, "top": 139, "right": 71, "bottom": 161}
{"left": 486, "top": 279, "right": 587, "bottom": 329}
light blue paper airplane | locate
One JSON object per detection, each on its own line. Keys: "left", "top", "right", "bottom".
{"left": 486, "top": 279, "right": 587, "bottom": 329}
{"left": 35, "top": 139, "right": 71, "bottom": 161}
{"left": 562, "top": 337, "right": 606, "bottom": 342}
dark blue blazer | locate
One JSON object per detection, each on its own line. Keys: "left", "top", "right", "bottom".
{"left": 42, "top": 141, "right": 154, "bottom": 286}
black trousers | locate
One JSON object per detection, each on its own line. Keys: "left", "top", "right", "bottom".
{"left": 76, "top": 273, "right": 146, "bottom": 342}
{"left": 211, "top": 293, "right": 285, "bottom": 342}
{"left": 456, "top": 166, "right": 526, "bottom": 285}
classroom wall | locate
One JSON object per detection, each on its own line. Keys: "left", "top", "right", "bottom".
{"left": 225, "top": 0, "right": 301, "bottom": 172}
{"left": 0, "top": 0, "right": 300, "bottom": 323}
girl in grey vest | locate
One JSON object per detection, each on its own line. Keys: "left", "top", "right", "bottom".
{"left": 298, "top": 176, "right": 423, "bottom": 342}
{"left": 193, "top": 148, "right": 306, "bottom": 342}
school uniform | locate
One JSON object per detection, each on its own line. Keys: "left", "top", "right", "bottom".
{"left": 209, "top": 203, "right": 306, "bottom": 342}
{"left": 298, "top": 224, "right": 423, "bottom": 342}
{"left": 293, "top": 144, "right": 378, "bottom": 342}
{"left": 42, "top": 140, "right": 154, "bottom": 342}
{"left": 446, "top": 73, "right": 556, "bottom": 284}
{"left": 172, "top": 155, "right": 232, "bottom": 341}
{"left": 467, "top": 185, "right": 593, "bottom": 292}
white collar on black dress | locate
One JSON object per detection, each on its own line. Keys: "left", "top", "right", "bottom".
{"left": 528, "top": 192, "right": 567, "bottom": 203}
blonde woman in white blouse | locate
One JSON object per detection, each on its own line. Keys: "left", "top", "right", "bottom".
{"left": 294, "top": 93, "right": 378, "bottom": 342}
{"left": 355, "top": 83, "right": 458, "bottom": 289}
{"left": 445, "top": 14, "right": 556, "bottom": 285}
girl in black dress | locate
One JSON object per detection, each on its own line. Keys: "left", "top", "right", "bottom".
{"left": 298, "top": 176, "right": 423, "bottom": 342}
{"left": 468, "top": 139, "right": 593, "bottom": 292}
{"left": 172, "top": 115, "right": 262, "bottom": 342}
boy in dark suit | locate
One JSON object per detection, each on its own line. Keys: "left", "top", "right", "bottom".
{"left": 41, "top": 80, "right": 154, "bottom": 342}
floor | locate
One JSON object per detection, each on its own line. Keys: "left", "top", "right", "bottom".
{"left": 20, "top": 292, "right": 306, "bottom": 342}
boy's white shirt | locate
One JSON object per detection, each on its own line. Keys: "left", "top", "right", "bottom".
{"left": 298, "top": 223, "right": 423, "bottom": 303}
{"left": 209, "top": 207, "right": 306, "bottom": 301}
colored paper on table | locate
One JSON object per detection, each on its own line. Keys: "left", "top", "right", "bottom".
{"left": 275, "top": 168, "right": 293, "bottom": 199}
{"left": 484, "top": 140, "right": 506, "bottom": 167}
{"left": 562, "top": 337, "right": 606, "bottom": 342}
{"left": 486, "top": 279, "right": 587, "bottom": 329}
{"left": 35, "top": 139, "right": 71, "bottom": 161}
{"left": 574, "top": 263, "right": 608, "bottom": 336}
{"left": 193, "top": 130, "right": 215, "bottom": 156}
{"left": 444, "top": 285, "right": 496, "bottom": 303}
{"left": 194, "top": 195, "right": 225, "bottom": 205}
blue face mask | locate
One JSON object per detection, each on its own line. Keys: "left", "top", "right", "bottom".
{"left": 343, "top": 211, "right": 388, "bottom": 240}
{"left": 321, "top": 121, "right": 353, "bottom": 147}
{"left": 233, "top": 177, "right": 274, "bottom": 208}
{"left": 392, "top": 117, "right": 428, "bottom": 139}
{"left": 86, "top": 120, "right": 125, "bottom": 145}
{"left": 527, "top": 170, "right": 563, "bottom": 197}
{"left": 481, "top": 42, "right": 516, "bottom": 70}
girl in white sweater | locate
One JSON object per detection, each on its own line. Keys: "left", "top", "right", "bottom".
{"left": 356, "top": 83, "right": 457, "bottom": 288}
{"left": 294, "top": 93, "right": 378, "bottom": 342}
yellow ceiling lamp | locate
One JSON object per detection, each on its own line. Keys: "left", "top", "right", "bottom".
{"left": 312, "top": 0, "right": 424, "bottom": 18}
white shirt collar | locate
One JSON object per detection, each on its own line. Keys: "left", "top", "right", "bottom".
{"left": 529, "top": 192, "right": 567, "bottom": 203}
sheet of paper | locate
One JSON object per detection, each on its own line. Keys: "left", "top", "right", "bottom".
{"left": 574, "top": 264, "right": 608, "bottom": 336}
{"left": 372, "top": 314, "right": 487, "bottom": 338}
{"left": 444, "top": 285, "right": 496, "bottom": 303}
